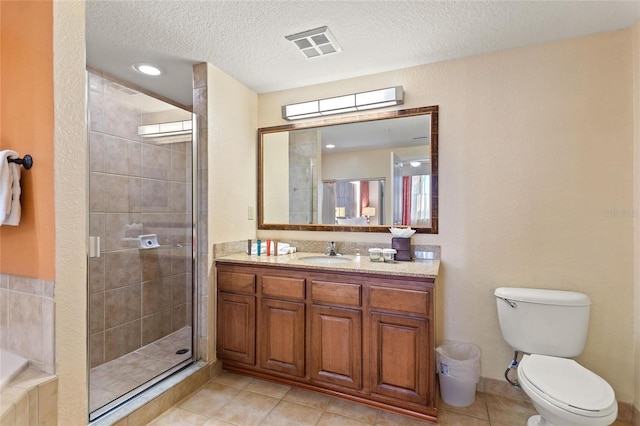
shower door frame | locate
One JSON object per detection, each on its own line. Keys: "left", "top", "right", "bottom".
{"left": 86, "top": 80, "right": 199, "bottom": 422}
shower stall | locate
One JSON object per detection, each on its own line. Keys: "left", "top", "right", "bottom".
{"left": 87, "top": 72, "right": 197, "bottom": 420}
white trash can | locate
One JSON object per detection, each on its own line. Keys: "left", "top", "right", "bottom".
{"left": 436, "top": 341, "right": 481, "bottom": 407}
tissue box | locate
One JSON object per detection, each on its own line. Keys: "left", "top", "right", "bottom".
{"left": 391, "top": 238, "right": 411, "bottom": 261}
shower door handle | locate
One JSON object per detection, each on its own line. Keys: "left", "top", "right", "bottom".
{"left": 89, "top": 236, "right": 100, "bottom": 258}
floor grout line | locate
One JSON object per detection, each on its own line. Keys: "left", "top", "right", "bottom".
{"left": 158, "top": 369, "right": 635, "bottom": 426}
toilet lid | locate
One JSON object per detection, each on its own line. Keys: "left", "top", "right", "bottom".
{"left": 519, "top": 355, "right": 615, "bottom": 413}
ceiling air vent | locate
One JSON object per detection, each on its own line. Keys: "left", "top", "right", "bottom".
{"left": 285, "top": 26, "right": 342, "bottom": 59}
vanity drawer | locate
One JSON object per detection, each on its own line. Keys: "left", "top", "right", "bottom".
{"left": 218, "top": 271, "right": 256, "bottom": 295}
{"left": 262, "top": 276, "right": 305, "bottom": 300}
{"left": 311, "top": 281, "right": 361, "bottom": 307}
{"left": 370, "top": 286, "right": 429, "bottom": 316}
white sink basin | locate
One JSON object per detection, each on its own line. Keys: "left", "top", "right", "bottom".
{"left": 299, "top": 256, "right": 352, "bottom": 264}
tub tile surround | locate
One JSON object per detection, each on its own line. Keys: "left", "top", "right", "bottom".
{"left": 0, "top": 273, "right": 58, "bottom": 425}
{"left": 0, "top": 274, "right": 55, "bottom": 374}
{"left": 0, "top": 368, "right": 57, "bottom": 426}
{"left": 88, "top": 72, "right": 193, "bottom": 368}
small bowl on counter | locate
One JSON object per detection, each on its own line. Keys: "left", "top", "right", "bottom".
{"left": 382, "top": 248, "right": 397, "bottom": 263}
{"left": 368, "top": 248, "right": 383, "bottom": 262}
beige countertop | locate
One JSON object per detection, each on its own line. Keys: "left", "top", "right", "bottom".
{"left": 215, "top": 252, "right": 440, "bottom": 279}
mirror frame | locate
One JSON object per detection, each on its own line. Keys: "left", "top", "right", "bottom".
{"left": 258, "top": 105, "right": 438, "bottom": 233}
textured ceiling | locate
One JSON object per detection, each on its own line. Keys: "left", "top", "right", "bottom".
{"left": 86, "top": 1, "right": 640, "bottom": 107}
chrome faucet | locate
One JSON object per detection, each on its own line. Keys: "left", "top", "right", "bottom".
{"left": 327, "top": 241, "right": 338, "bottom": 256}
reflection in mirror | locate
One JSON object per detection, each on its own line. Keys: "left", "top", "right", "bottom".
{"left": 259, "top": 106, "right": 438, "bottom": 233}
{"left": 322, "top": 178, "right": 385, "bottom": 225}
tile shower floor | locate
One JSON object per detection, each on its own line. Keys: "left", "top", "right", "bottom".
{"left": 90, "top": 326, "right": 192, "bottom": 412}
{"left": 148, "top": 370, "right": 633, "bottom": 426}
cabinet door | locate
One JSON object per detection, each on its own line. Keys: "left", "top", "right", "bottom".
{"left": 260, "top": 298, "right": 305, "bottom": 377}
{"left": 310, "top": 305, "right": 362, "bottom": 390}
{"left": 370, "top": 312, "right": 429, "bottom": 404}
{"left": 217, "top": 292, "right": 256, "bottom": 365}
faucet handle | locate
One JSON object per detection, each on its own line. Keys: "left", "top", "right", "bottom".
{"left": 328, "top": 241, "right": 337, "bottom": 256}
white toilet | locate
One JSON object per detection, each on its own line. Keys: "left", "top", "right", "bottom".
{"left": 495, "top": 287, "right": 618, "bottom": 426}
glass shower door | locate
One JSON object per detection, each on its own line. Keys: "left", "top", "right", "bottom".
{"left": 87, "top": 72, "right": 195, "bottom": 420}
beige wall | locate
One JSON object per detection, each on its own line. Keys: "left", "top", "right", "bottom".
{"left": 633, "top": 21, "right": 640, "bottom": 411}
{"left": 259, "top": 29, "right": 637, "bottom": 402}
{"left": 53, "top": 1, "right": 88, "bottom": 424}
{"left": 207, "top": 66, "right": 258, "bottom": 247}
{"left": 202, "top": 64, "right": 257, "bottom": 362}
{"left": 263, "top": 132, "right": 290, "bottom": 223}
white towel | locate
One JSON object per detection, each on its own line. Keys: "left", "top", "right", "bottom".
{"left": 0, "top": 150, "right": 22, "bottom": 226}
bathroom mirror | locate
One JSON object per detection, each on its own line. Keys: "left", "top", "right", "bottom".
{"left": 258, "top": 105, "right": 438, "bottom": 233}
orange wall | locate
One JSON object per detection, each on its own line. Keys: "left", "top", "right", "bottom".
{"left": 0, "top": 0, "right": 55, "bottom": 280}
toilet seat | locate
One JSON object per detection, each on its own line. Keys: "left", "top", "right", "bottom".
{"left": 518, "top": 354, "right": 617, "bottom": 418}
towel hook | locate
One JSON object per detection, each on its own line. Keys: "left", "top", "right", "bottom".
{"left": 7, "top": 154, "right": 33, "bottom": 170}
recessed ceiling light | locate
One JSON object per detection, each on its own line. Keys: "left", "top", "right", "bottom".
{"left": 133, "top": 63, "right": 162, "bottom": 76}
{"left": 325, "top": 144, "right": 336, "bottom": 149}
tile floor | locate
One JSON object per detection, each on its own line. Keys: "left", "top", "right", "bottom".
{"left": 148, "top": 370, "right": 632, "bottom": 426}
{"left": 90, "top": 327, "right": 192, "bottom": 412}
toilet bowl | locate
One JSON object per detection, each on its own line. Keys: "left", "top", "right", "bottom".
{"left": 517, "top": 354, "right": 617, "bottom": 426}
{"left": 495, "top": 287, "right": 618, "bottom": 426}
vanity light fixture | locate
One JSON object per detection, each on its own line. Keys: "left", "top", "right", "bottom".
{"left": 133, "top": 63, "right": 162, "bottom": 76}
{"left": 138, "top": 120, "right": 192, "bottom": 137}
{"left": 137, "top": 120, "right": 192, "bottom": 144}
{"left": 282, "top": 86, "right": 404, "bottom": 120}
{"left": 325, "top": 144, "right": 336, "bottom": 149}
{"left": 285, "top": 26, "right": 342, "bottom": 59}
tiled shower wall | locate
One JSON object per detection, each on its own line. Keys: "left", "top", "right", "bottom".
{"left": 88, "top": 72, "right": 193, "bottom": 368}
{"left": 0, "top": 273, "right": 55, "bottom": 374}
{"left": 288, "top": 130, "right": 320, "bottom": 224}
{"left": 192, "top": 63, "right": 209, "bottom": 362}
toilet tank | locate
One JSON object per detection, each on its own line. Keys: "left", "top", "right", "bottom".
{"left": 495, "top": 287, "right": 591, "bottom": 357}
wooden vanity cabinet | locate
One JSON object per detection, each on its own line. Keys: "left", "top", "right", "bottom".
{"left": 310, "top": 280, "right": 363, "bottom": 390}
{"left": 259, "top": 275, "right": 306, "bottom": 377}
{"left": 215, "top": 261, "right": 437, "bottom": 422}
{"left": 369, "top": 286, "right": 433, "bottom": 406}
{"left": 216, "top": 270, "right": 256, "bottom": 365}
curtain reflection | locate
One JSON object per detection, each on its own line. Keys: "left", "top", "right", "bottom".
{"left": 335, "top": 181, "right": 356, "bottom": 218}
{"left": 401, "top": 175, "right": 431, "bottom": 226}
{"left": 402, "top": 176, "right": 411, "bottom": 225}
{"left": 360, "top": 181, "right": 369, "bottom": 216}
